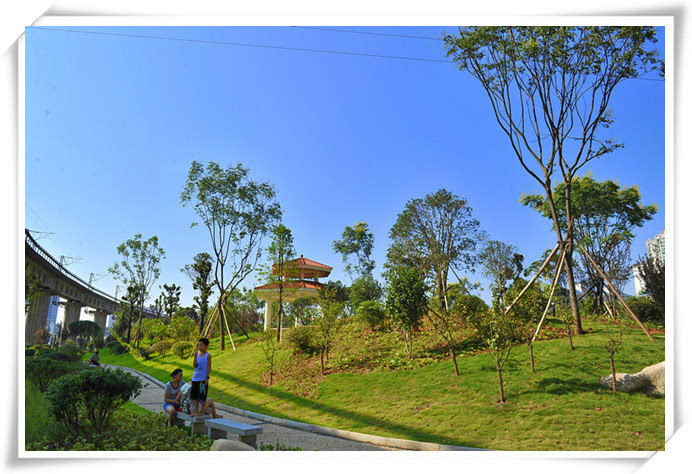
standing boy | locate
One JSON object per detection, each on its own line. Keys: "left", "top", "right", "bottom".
{"left": 191, "top": 337, "right": 212, "bottom": 417}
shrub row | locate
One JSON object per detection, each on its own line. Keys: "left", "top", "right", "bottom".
{"left": 26, "top": 410, "right": 213, "bottom": 451}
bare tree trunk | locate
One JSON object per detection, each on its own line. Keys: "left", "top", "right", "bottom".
{"left": 529, "top": 343, "right": 535, "bottom": 373}
{"left": 450, "top": 347, "right": 460, "bottom": 376}
{"left": 565, "top": 251, "right": 584, "bottom": 334}
{"left": 497, "top": 367, "right": 505, "bottom": 403}
{"left": 320, "top": 348, "right": 325, "bottom": 375}
{"left": 609, "top": 354, "right": 617, "bottom": 395}
{"left": 567, "top": 326, "right": 574, "bottom": 349}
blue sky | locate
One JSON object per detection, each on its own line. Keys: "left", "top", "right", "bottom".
{"left": 24, "top": 25, "right": 666, "bottom": 309}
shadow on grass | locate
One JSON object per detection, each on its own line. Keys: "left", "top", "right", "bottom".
{"left": 211, "top": 369, "right": 480, "bottom": 448}
{"left": 532, "top": 376, "right": 601, "bottom": 395}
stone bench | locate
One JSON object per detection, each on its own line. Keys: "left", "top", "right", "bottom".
{"left": 204, "top": 418, "right": 263, "bottom": 448}
{"left": 174, "top": 412, "right": 212, "bottom": 435}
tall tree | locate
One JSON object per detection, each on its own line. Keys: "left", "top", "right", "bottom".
{"left": 635, "top": 253, "right": 665, "bottom": 309}
{"left": 478, "top": 240, "right": 524, "bottom": 307}
{"left": 385, "top": 266, "right": 428, "bottom": 360}
{"left": 108, "top": 234, "right": 165, "bottom": 347}
{"left": 181, "top": 252, "right": 215, "bottom": 332}
{"left": 180, "top": 161, "right": 281, "bottom": 350}
{"left": 385, "top": 188, "right": 483, "bottom": 311}
{"left": 315, "top": 281, "right": 349, "bottom": 375}
{"left": 114, "top": 283, "right": 143, "bottom": 344}
{"left": 521, "top": 175, "right": 656, "bottom": 314}
{"left": 444, "top": 26, "right": 664, "bottom": 333}
{"left": 149, "top": 295, "right": 164, "bottom": 320}
{"left": 258, "top": 223, "right": 296, "bottom": 342}
{"left": 332, "top": 222, "right": 376, "bottom": 281}
{"left": 160, "top": 283, "right": 182, "bottom": 322}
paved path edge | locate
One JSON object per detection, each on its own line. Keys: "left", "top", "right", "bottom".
{"left": 110, "top": 364, "right": 488, "bottom": 452}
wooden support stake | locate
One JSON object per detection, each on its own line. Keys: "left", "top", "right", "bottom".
{"left": 505, "top": 243, "right": 560, "bottom": 315}
{"left": 578, "top": 242, "right": 655, "bottom": 342}
{"left": 532, "top": 248, "right": 567, "bottom": 343}
{"left": 221, "top": 308, "right": 236, "bottom": 351}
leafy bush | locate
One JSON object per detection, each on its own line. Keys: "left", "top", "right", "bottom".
{"left": 25, "top": 357, "right": 75, "bottom": 392}
{"left": 26, "top": 410, "right": 213, "bottom": 451}
{"left": 45, "top": 367, "right": 142, "bottom": 436}
{"left": 106, "top": 340, "right": 128, "bottom": 355}
{"left": 132, "top": 346, "right": 151, "bottom": 360}
{"left": 284, "top": 326, "right": 319, "bottom": 354}
{"left": 171, "top": 341, "right": 194, "bottom": 359}
{"left": 148, "top": 340, "right": 173, "bottom": 356}
{"left": 169, "top": 315, "right": 199, "bottom": 342}
{"left": 34, "top": 345, "right": 83, "bottom": 363}
{"left": 625, "top": 296, "right": 665, "bottom": 326}
{"left": 25, "top": 348, "right": 36, "bottom": 357}
{"left": 356, "top": 300, "right": 387, "bottom": 330}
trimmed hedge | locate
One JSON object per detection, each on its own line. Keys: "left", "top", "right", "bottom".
{"left": 45, "top": 367, "right": 142, "bottom": 436}
{"left": 25, "top": 410, "right": 213, "bottom": 451}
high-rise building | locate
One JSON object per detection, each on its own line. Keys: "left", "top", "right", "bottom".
{"left": 633, "top": 230, "right": 665, "bottom": 295}
{"left": 45, "top": 295, "right": 60, "bottom": 335}
{"left": 645, "top": 230, "right": 665, "bottom": 264}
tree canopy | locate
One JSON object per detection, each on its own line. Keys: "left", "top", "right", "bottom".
{"left": 108, "top": 234, "right": 165, "bottom": 347}
{"left": 181, "top": 252, "right": 215, "bottom": 331}
{"left": 522, "top": 175, "right": 656, "bottom": 312}
{"left": 443, "top": 26, "right": 664, "bottom": 332}
{"left": 385, "top": 188, "right": 483, "bottom": 310}
{"left": 180, "top": 160, "right": 281, "bottom": 349}
{"left": 332, "top": 222, "right": 376, "bottom": 280}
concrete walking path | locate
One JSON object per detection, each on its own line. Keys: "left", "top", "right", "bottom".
{"left": 108, "top": 364, "right": 402, "bottom": 451}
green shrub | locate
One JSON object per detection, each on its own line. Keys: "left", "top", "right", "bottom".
{"left": 25, "top": 357, "right": 75, "bottom": 392}
{"left": 169, "top": 315, "right": 199, "bottom": 342}
{"left": 285, "top": 326, "right": 319, "bottom": 354}
{"left": 356, "top": 300, "right": 387, "bottom": 330}
{"left": 259, "top": 438, "right": 302, "bottom": 451}
{"left": 106, "top": 340, "right": 128, "bottom": 355}
{"left": 34, "top": 346, "right": 83, "bottom": 363}
{"left": 625, "top": 296, "right": 665, "bottom": 326}
{"left": 25, "top": 348, "right": 36, "bottom": 357}
{"left": 132, "top": 346, "right": 151, "bottom": 360}
{"left": 25, "top": 409, "right": 213, "bottom": 451}
{"left": 45, "top": 367, "right": 142, "bottom": 436}
{"left": 171, "top": 341, "right": 194, "bottom": 359}
{"left": 148, "top": 340, "right": 173, "bottom": 356}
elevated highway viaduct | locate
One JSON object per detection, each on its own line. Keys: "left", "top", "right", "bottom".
{"left": 24, "top": 229, "right": 152, "bottom": 345}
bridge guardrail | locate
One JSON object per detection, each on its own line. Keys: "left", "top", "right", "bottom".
{"left": 25, "top": 229, "right": 122, "bottom": 305}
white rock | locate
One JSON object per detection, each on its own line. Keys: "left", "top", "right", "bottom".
{"left": 210, "top": 439, "right": 256, "bottom": 451}
{"left": 600, "top": 361, "right": 664, "bottom": 396}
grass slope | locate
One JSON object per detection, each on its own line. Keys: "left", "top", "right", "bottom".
{"left": 100, "top": 317, "right": 664, "bottom": 451}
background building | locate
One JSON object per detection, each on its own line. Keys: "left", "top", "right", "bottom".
{"left": 633, "top": 230, "right": 665, "bottom": 295}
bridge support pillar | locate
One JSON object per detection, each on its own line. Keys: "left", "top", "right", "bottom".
{"left": 25, "top": 292, "right": 51, "bottom": 344}
{"left": 62, "top": 302, "right": 84, "bottom": 337}
{"left": 93, "top": 310, "right": 109, "bottom": 338}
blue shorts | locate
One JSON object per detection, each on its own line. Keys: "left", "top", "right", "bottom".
{"left": 164, "top": 402, "right": 180, "bottom": 412}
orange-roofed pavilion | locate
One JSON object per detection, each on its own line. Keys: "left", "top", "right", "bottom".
{"left": 254, "top": 255, "right": 332, "bottom": 330}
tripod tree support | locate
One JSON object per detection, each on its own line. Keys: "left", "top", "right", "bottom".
{"left": 531, "top": 248, "right": 567, "bottom": 344}
{"left": 504, "top": 243, "right": 560, "bottom": 316}
{"left": 577, "top": 242, "right": 655, "bottom": 343}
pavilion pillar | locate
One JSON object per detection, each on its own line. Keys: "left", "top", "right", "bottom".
{"left": 25, "top": 292, "right": 51, "bottom": 344}
{"left": 263, "top": 298, "right": 273, "bottom": 331}
{"left": 93, "top": 310, "right": 109, "bottom": 338}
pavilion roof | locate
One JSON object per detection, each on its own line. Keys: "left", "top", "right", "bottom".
{"left": 254, "top": 280, "right": 325, "bottom": 291}
{"left": 271, "top": 255, "right": 332, "bottom": 277}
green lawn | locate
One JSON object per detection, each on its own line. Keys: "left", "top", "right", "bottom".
{"left": 100, "top": 317, "right": 665, "bottom": 451}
